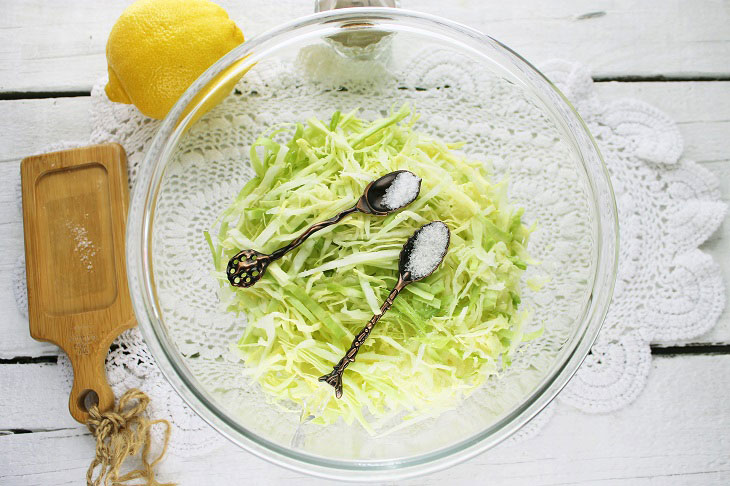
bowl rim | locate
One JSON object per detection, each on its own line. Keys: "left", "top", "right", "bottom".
{"left": 126, "top": 6, "right": 618, "bottom": 481}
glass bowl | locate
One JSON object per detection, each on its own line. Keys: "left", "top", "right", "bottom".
{"left": 126, "top": 7, "right": 617, "bottom": 481}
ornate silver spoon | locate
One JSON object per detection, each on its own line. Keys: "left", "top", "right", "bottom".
{"left": 319, "top": 221, "right": 450, "bottom": 398}
{"left": 227, "top": 170, "right": 421, "bottom": 288}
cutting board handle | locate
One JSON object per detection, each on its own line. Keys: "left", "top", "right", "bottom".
{"left": 68, "top": 348, "right": 116, "bottom": 423}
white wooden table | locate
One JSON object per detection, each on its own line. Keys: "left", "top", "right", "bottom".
{"left": 1, "top": 1, "right": 729, "bottom": 484}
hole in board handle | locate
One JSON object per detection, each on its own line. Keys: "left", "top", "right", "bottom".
{"left": 78, "top": 389, "right": 100, "bottom": 412}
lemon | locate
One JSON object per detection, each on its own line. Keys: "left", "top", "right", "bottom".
{"left": 105, "top": 0, "right": 244, "bottom": 120}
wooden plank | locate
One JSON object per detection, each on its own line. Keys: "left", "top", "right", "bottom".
{"left": 0, "top": 363, "right": 78, "bottom": 430}
{"left": 594, "top": 82, "right": 730, "bottom": 346}
{"left": 595, "top": 82, "right": 730, "bottom": 163}
{"left": 2, "top": 355, "right": 729, "bottom": 485}
{"left": 699, "top": 160, "right": 730, "bottom": 346}
{"left": 0, "top": 98, "right": 92, "bottom": 358}
{"left": 0, "top": 81, "right": 728, "bottom": 358}
{"left": 0, "top": 98, "right": 92, "bottom": 162}
{"left": 2, "top": 0, "right": 730, "bottom": 93}
{"left": 0, "top": 161, "right": 57, "bottom": 358}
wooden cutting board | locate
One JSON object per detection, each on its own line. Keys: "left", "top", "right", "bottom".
{"left": 21, "top": 143, "right": 136, "bottom": 423}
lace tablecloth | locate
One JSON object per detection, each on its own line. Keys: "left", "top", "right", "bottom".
{"left": 13, "top": 56, "right": 726, "bottom": 454}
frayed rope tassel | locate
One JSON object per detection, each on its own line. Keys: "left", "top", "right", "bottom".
{"left": 85, "top": 388, "right": 175, "bottom": 486}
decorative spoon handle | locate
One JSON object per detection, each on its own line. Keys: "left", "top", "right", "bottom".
{"left": 228, "top": 204, "right": 361, "bottom": 287}
{"left": 319, "top": 274, "right": 409, "bottom": 398}
{"left": 270, "top": 205, "right": 359, "bottom": 261}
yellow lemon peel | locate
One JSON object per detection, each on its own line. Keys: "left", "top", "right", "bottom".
{"left": 105, "top": 0, "right": 244, "bottom": 120}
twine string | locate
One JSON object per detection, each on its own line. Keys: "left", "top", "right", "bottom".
{"left": 85, "top": 388, "right": 175, "bottom": 486}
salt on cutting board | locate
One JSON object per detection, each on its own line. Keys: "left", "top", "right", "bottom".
{"left": 21, "top": 143, "right": 136, "bottom": 423}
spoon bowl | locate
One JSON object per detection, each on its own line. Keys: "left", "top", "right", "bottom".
{"left": 399, "top": 220, "right": 450, "bottom": 282}
{"left": 226, "top": 249, "right": 267, "bottom": 288}
{"left": 361, "top": 169, "right": 421, "bottom": 214}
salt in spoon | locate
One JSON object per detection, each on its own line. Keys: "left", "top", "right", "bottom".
{"left": 227, "top": 170, "right": 421, "bottom": 288}
{"left": 319, "top": 221, "right": 450, "bottom": 398}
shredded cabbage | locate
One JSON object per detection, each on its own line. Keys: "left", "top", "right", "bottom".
{"left": 210, "top": 105, "right": 535, "bottom": 432}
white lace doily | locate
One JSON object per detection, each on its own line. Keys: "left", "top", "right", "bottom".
{"left": 13, "top": 54, "right": 726, "bottom": 455}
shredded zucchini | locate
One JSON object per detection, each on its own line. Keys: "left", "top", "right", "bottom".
{"left": 210, "top": 105, "right": 535, "bottom": 432}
